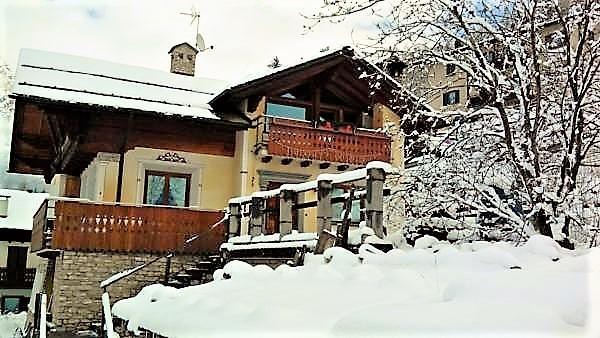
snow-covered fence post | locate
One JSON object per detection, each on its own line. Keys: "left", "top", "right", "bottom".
{"left": 228, "top": 202, "right": 242, "bottom": 238}
{"left": 366, "top": 167, "right": 386, "bottom": 238}
{"left": 317, "top": 178, "right": 333, "bottom": 233}
{"left": 39, "top": 293, "right": 46, "bottom": 338}
{"left": 279, "top": 189, "right": 294, "bottom": 236}
{"left": 250, "top": 197, "right": 264, "bottom": 236}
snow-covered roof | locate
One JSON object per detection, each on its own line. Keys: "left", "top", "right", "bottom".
{"left": 12, "top": 49, "right": 227, "bottom": 120}
{"left": 223, "top": 46, "right": 350, "bottom": 91}
{"left": 0, "top": 189, "right": 48, "bottom": 231}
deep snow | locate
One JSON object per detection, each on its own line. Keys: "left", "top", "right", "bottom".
{"left": 0, "top": 312, "right": 26, "bottom": 338}
{"left": 113, "top": 235, "right": 600, "bottom": 338}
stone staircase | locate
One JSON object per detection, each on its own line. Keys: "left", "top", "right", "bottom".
{"left": 163, "top": 255, "right": 222, "bottom": 289}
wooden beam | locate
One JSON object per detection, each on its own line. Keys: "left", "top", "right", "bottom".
{"left": 300, "top": 160, "right": 312, "bottom": 168}
{"left": 116, "top": 112, "right": 133, "bottom": 202}
{"left": 316, "top": 179, "right": 333, "bottom": 233}
{"left": 279, "top": 190, "right": 294, "bottom": 236}
{"left": 48, "top": 134, "right": 80, "bottom": 178}
{"left": 312, "top": 82, "right": 321, "bottom": 126}
{"left": 250, "top": 197, "right": 264, "bottom": 236}
{"left": 366, "top": 167, "right": 386, "bottom": 237}
{"left": 319, "top": 162, "right": 331, "bottom": 169}
{"left": 261, "top": 156, "right": 273, "bottom": 163}
{"left": 281, "top": 158, "right": 293, "bottom": 165}
{"left": 337, "top": 164, "right": 349, "bottom": 171}
{"left": 267, "top": 96, "right": 360, "bottom": 115}
{"left": 44, "top": 113, "right": 61, "bottom": 156}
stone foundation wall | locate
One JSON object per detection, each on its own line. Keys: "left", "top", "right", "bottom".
{"left": 50, "top": 251, "right": 197, "bottom": 333}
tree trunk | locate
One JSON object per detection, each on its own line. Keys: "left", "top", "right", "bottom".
{"left": 534, "top": 209, "right": 552, "bottom": 237}
{"left": 558, "top": 217, "right": 575, "bottom": 249}
{"left": 533, "top": 209, "right": 574, "bottom": 249}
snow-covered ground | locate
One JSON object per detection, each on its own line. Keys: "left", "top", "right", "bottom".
{"left": 0, "top": 312, "right": 26, "bottom": 338}
{"left": 113, "top": 235, "right": 600, "bottom": 338}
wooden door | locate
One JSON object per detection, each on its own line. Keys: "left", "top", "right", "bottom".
{"left": 265, "top": 182, "right": 282, "bottom": 234}
{"left": 264, "top": 182, "right": 299, "bottom": 234}
{"left": 7, "top": 246, "right": 27, "bottom": 286}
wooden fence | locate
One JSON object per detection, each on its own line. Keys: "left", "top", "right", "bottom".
{"left": 49, "top": 200, "right": 224, "bottom": 254}
{"left": 31, "top": 199, "right": 49, "bottom": 252}
{"left": 266, "top": 117, "right": 391, "bottom": 165}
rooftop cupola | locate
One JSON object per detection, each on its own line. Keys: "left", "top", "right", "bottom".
{"left": 168, "top": 42, "right": 198, "bottom": 76}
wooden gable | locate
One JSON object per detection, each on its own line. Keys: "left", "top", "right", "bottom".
{"left": 210, "top": 48, "right": 401, "bottom": 119}
{"left": 9, "top": 98, "right": 245, "bottom": 182}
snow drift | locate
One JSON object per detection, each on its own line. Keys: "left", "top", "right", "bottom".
{"left": 113, "top": 235, "right": 599, "bottom": 338}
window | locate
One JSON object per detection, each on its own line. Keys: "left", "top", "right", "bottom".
{"left": 443, "top": 90, "right": 460, "bottom": 106}
{"left": 332, "top": 188, "right": 361, "bottom": 222}
{"left": 446, "top": 64, "right": 456, "bottom": 75}
{"left": 143, "top": 170, "right": 191, "bottom": 207}
{"left": 266, "top": 102, "right": 307, "bottom": 120}
{"left": 1, "top": 296, "right": 28, "bottom": 314}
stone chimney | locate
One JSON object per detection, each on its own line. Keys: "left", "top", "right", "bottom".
{"left": 168, "top": 43, "right": 198, "bottom": 76}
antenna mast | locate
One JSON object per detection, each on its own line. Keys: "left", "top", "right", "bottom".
{"left": 180, "top": 7, "right": 213, "bottom": 51}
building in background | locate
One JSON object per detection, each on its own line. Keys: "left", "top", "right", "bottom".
{"left": 0, "top": 189, "right": 47, "bottom": 314}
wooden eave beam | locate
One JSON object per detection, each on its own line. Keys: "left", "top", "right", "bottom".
{"left": 323, "top": 83, "right": 366, "bottom": 108}
{"left": 230, "top": 57, "right": 347, "bottom": 100}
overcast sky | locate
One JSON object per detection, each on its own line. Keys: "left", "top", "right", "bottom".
{"left": 0, "top": 0, "right": 380, "bottom": 189}
{"left": 0, "top": 0, "right": 379, "bottom": 80}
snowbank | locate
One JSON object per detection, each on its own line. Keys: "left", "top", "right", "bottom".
{"left": 0, "top": 312, "right": 26, "bottom": 338}
{"left": 113, "top": 237, "right": 599, "bottom": 338}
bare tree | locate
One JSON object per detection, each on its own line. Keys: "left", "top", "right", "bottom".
{"left": 311, "top": 0, "right": 600, "bottom": 246}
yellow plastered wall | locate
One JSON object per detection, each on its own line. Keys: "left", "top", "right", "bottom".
{"left": 235, "top": 99, "right": 405, "bottom": 234}
{"left": 241, "top": 127, "right": 345, "bottom": 233}
{"left": 115, "top": 147, "right": 237, "bottom": 210}
{"left": 372, "top": 103, "right": 405, "bottom": 170}
{"left": 103, "top": 162, "right": 119, "bottom": 202}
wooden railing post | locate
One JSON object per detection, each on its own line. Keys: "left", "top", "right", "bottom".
{"left": 228, "top": 203, "right": 242, "bottom": 238}
{"left": 279, "top": 190, "right": 294, "bottom": 236}
{"left": 317, "top": 179, "right": 333, "bottom": 233}
{"left": 250, "top": 197, "right": 264, "bottom": 236}
{"left": 366, "top": 167, "right": 386, "bottom": 238}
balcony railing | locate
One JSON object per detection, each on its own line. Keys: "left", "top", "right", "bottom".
{"left": 0, "top": 267, "right": 36, "bottom": 289}
{"left": 259, "top": 116, "right": 391, "bottom": 165}
{"left": 31, "top": 199, "right": 225, "bottom": 254}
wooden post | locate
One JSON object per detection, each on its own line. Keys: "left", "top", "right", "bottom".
{"left": 366, "top": 167, "right": 386, "bottom": 238}
{"left": 250, "top": 197, "right": 264, "bottom": 236}
{"left": 115, "top": 112, "right": 133, "bottom": 202}
{"left": 164, "top": 254, "right": 172, "bottom": 284}
{"left": 228, "top": 203, "right": 242, "bottom": 238}
{"left": 336, "top": 188, "right": 354, "bottom": 248}
{"left": 312, "top": 82, "right": 321, "bottom": 127}
{"left": 279, "top": 190, "right": 294, "bottom": 236}
{"left": 316, "top": 179, "right": 333, "bottom": 233}
{"left": 33, "top": 293, "right": 41, "bottom": 338}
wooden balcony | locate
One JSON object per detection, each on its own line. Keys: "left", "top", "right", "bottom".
{"left": 31, "top": 199, "right": 225, "bottom": 255}
{"left": 0, "top": 267, "right": 36, "bottom": 289}
{"left": 260, "top": 117, "right": 391, "bottom": 165}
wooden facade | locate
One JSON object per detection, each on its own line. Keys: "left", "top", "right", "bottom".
{"left": 9, "top": 99, "right": 243, "bottom": 182}
{"left": 31, "top": 200, "right": 224, "bottom": 254}
{"left": 10, "top": 47, "right": 407, "bottom": 256}
{"left": 263, "top": 116, "right": 391, "bottom": 165}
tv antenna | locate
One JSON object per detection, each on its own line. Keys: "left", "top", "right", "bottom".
{"left": 180, "top": 7, "right": 213, "bottom": 51}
